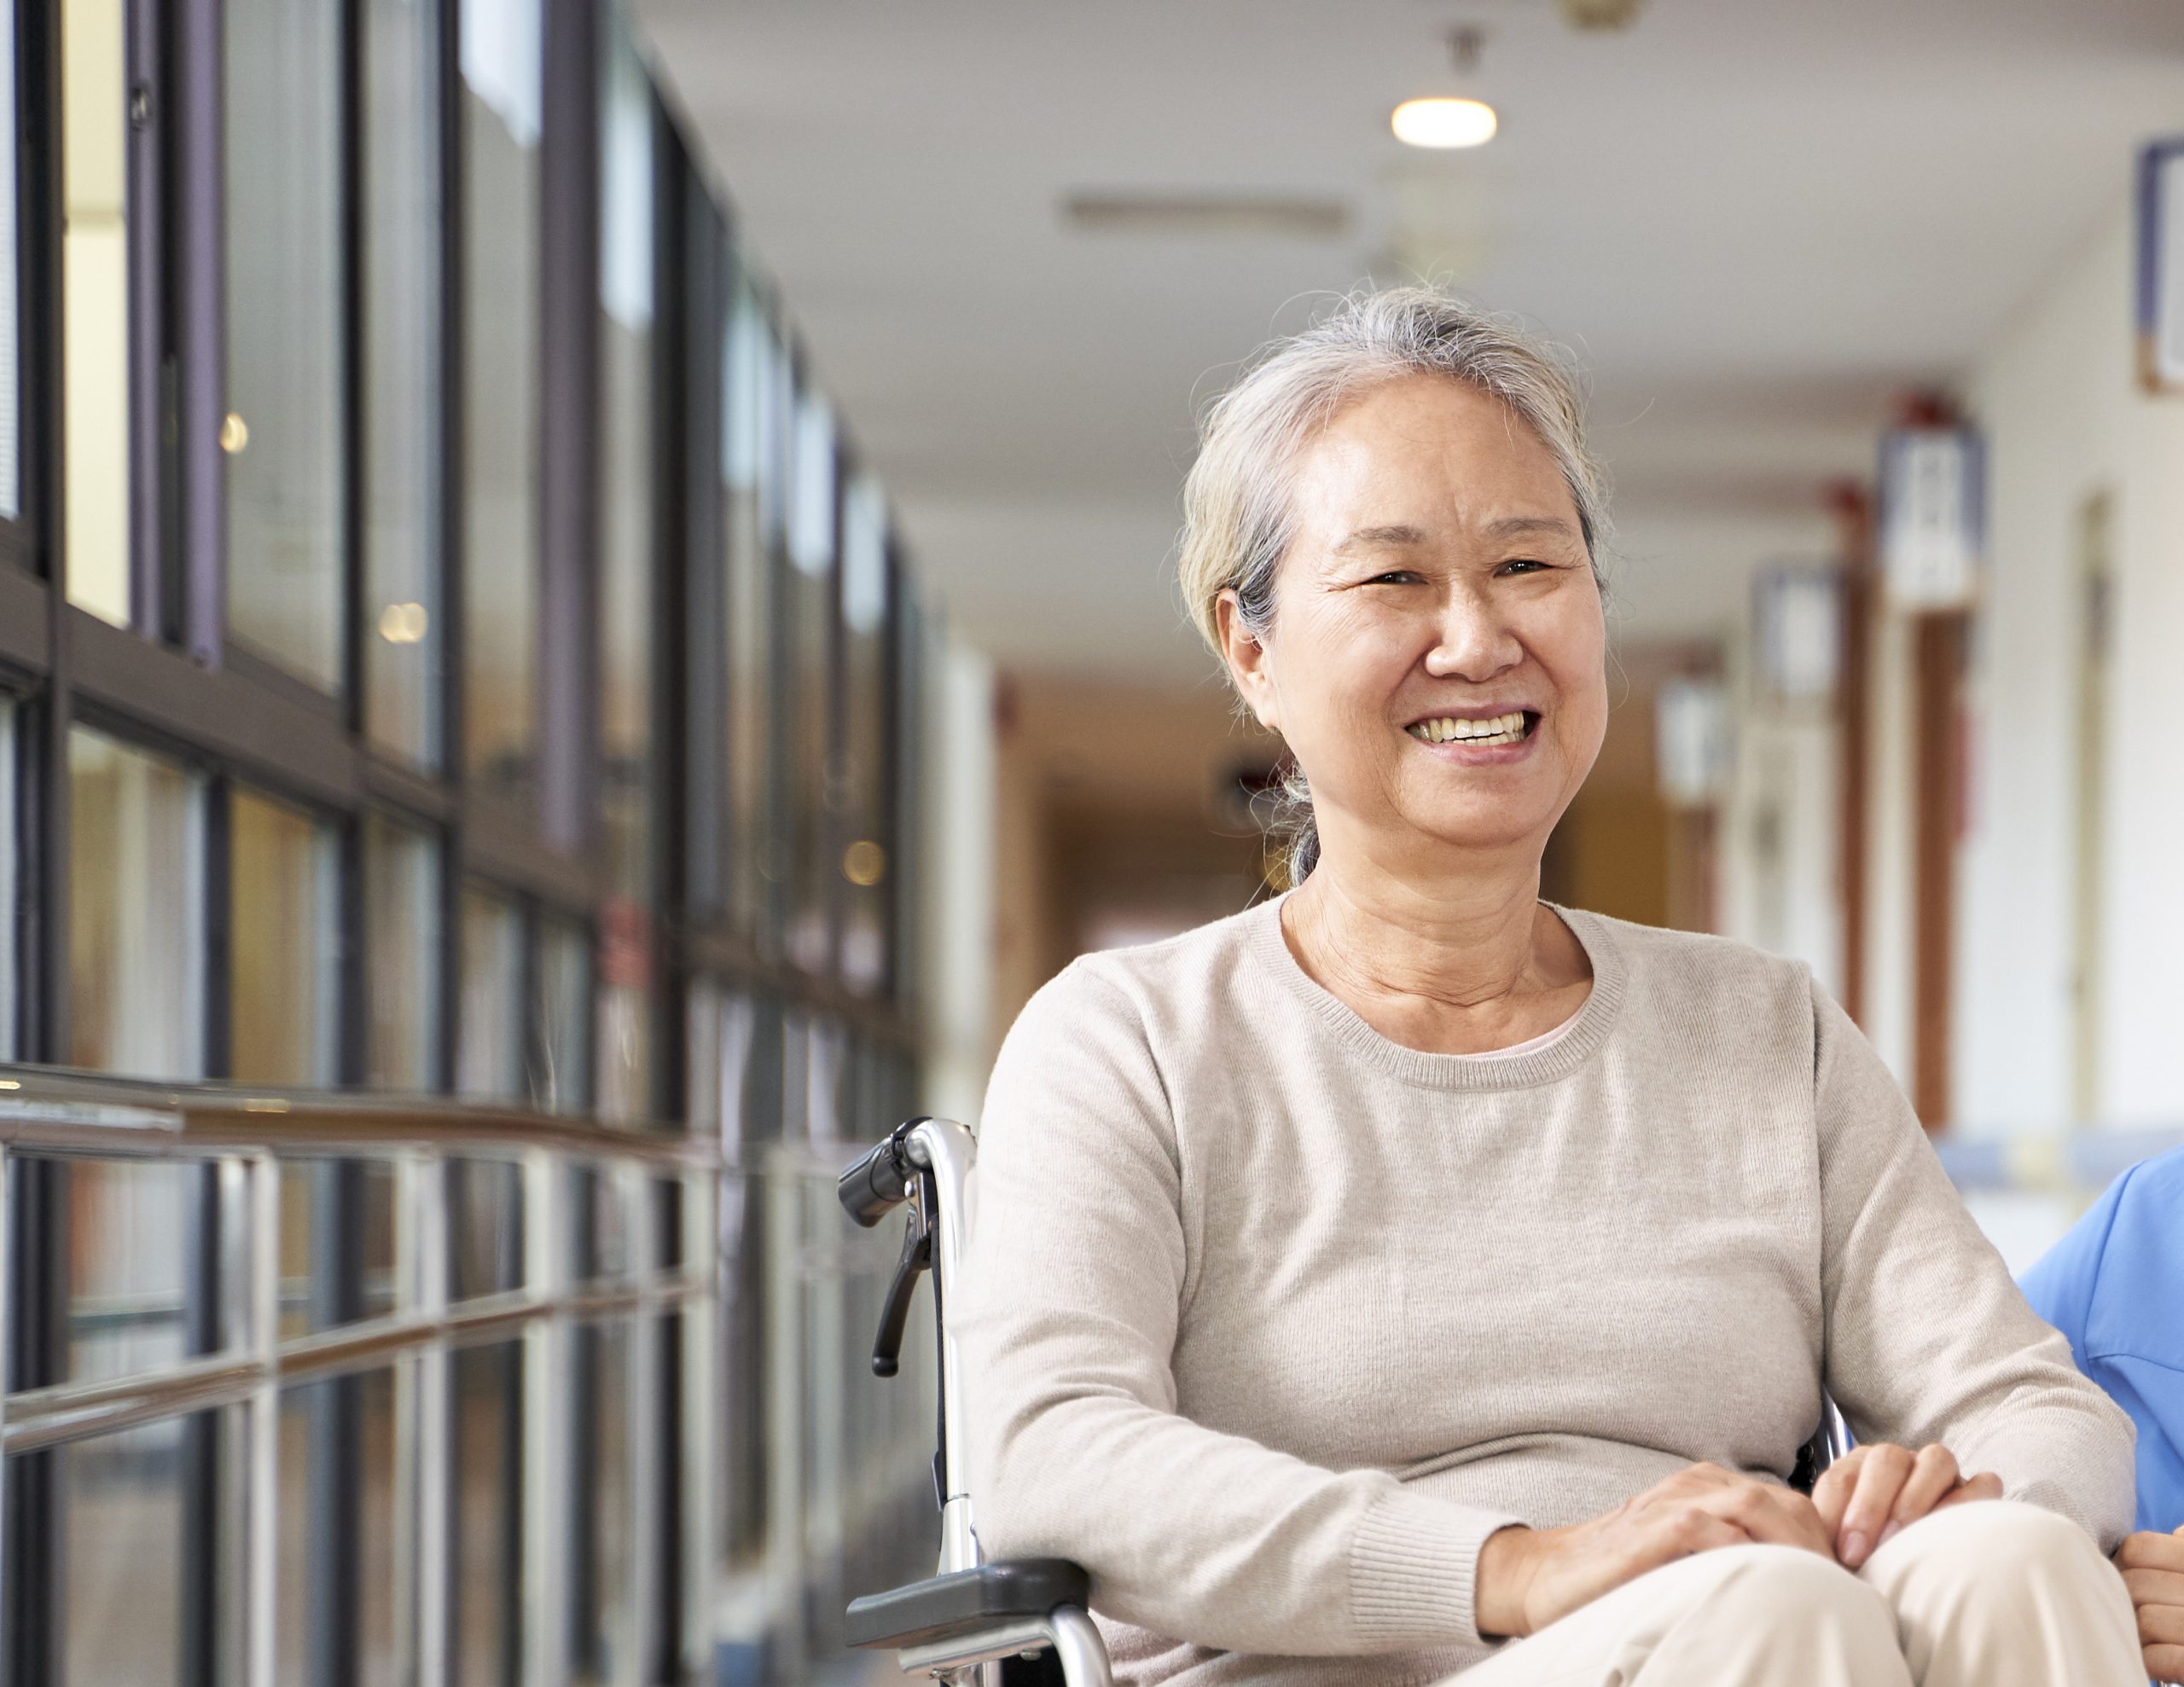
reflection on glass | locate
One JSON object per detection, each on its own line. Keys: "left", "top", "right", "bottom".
{"left": 574, "top": 1319, "right": 632, "bottom": 1687}
{"left": 890, "top": 583, "right": 927, "bottom": 1016}
{"left": 453, "top": 1341, "right": 523, "bottom": 1685}
{"left": 572, "top": 1165, "right": 628, "bottom": 1283}
{"left": 64, "top": 1157, "right": 194, "bottom": 1382}
{"left": 653, "top": 1178, "right": 682, "bottom": 1271}
{"left": 460, "top": 0, "right": 543, "bottom": 803}
{"left": 600, "top": 9, "right": 654, "bottom": 906}
{"left": 533, "top": 913, "right": 589, "bottom": 1112}
{"left": 721, "top": 283, "right": 781, "bottom": 943}
{"left": 457, "top": 883, "right": 523, "bottom": 1102}
{"left": 277, "top": 1372, "right": 398, "bottom": 1687}
{"left": 0, "top": 699, "right": 15, "bottom": 1056}
{"left": 225, "top": 0, "right": 346, "bottom": 689}
{"left": 366, "top": 814, "right": 441, "bottom": 1088}
{"left": 687, "top": 983, "right": 758, "bottom": 1156}
{"left": 67, "top": 727, "right": 206, "bottom": 1077}
{"left": 450, "top": 1157, "right": 524, "bottom": 1300}
{"left": 785, "top": 388, "right": 839, "bottom": 976}
{"left": 717, "top": 998, "right": 775, "bottom": 1591}
{"left": 596, "top": 10, "right": 656, "bottom": 1126}
{"left": 61, "top": 0, "right": 131, "bottom": 623}
{"left": 365, "top": 0, "right": 445, "bottom": 762}
{"left": 278, "top": 1161, "right": 400, "bottom": 1342}
{"left": 230, "top": 786, "right": 339, "bottom": 1086}
{"left": 61, "top": 1416, "right": 202, "bottom": 1681}
{"left": 0, "top": 3, "right": 20, "bottom": 519}
{"left": 839, "top": 476, "right": 892, "bottom": 995}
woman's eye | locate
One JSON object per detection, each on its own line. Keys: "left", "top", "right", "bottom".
{"left": 1367, "top": 570, "right": 1421, "bottom": 586}
{"left": 1497, "top": 558, "right": 1549, "bottom": 577}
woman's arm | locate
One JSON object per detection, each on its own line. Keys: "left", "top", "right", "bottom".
{"left": 955, "top": 964, "right": 1524, "bottom": 1657}
{"left": 1809, "top": 979, "right": 2137, "bottom": 1551}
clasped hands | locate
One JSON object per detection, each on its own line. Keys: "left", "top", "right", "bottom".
{"left": 1475, "top": 1443, "right": 1997, "bottom": 1641}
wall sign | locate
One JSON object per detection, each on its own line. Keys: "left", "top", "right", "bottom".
{"left": 1752, "top": 565, "right": 1842, "bottom": 702}
{"left": 2138, "top": 137, "right": 2184, "bottom": 393}
{"left": 1879, "top": 426, "right": 1984, "bottom": 612}
{"left": 1656, "top": 677, "right": 1732, "bottom": 809}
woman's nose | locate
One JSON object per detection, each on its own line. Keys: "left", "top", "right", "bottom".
{"left": 1423, "top": 588, "right": 1522, "bottom": 681}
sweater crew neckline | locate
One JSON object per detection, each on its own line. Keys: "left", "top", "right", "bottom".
{"left": 1244, "top": 894, "right": 1626, "bottom": 1092}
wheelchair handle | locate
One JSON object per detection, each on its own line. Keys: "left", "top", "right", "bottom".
{"left": 838, "top": 1118, "right": 929, "bottom": 1226}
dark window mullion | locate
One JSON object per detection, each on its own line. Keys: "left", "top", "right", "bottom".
{"left": 125, "top": 0, "right": 165, "bottom": 635}
{"left": 339, "top": 0, "right": 366, "bottom": 731}
{"left": 176, "top": 0, "right": 224, "bottom": 669}
{"left": 648, "top": 105, "right": 688, "bottom": 1133}
{"left": 436, "top": 0, "right": 464, "bottom": 1099}
{"left": 536, "top": 0, "right": 601, "bottom": 861}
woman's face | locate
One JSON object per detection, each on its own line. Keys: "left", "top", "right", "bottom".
{"left": 1222, "top": 374, "right": 1608, "bottom": 868}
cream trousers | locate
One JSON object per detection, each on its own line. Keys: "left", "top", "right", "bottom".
{"left": 1447, "top": 1499, "right": 2143, "bottom": 1687}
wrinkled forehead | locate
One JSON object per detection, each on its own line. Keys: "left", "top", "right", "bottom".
{"left": 1280, "top": 376, "right": 1586, "bottom": 550}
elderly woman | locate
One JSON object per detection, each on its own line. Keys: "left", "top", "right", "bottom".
{"left": 956, "top": 289, "right": 2145, "bottom": 1686}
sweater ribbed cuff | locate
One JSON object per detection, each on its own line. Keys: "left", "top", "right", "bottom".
{"left": 1349, "top": 1488, "right": 1525, "bottom": 1651}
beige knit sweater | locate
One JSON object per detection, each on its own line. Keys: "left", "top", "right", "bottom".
{"left": 956, "top": 898, "right": 2135, "bottom": 1686}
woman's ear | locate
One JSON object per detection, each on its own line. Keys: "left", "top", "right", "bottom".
{"left": 1215, "top": 590, "right": 1280, "bottom": 733}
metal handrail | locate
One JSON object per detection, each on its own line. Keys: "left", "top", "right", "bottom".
{"left": 0, "top": 1272, "right": 712, "bottom": 1456}
{"left": 0, "top": 1066, "right": 721, "bottom": 1167}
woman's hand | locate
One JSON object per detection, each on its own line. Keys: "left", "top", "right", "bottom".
{"left": 2115, "top": 1526, "right": 2184, "bottom": 1684}
{"left": 1475, "top": 1462, "right": 1833, "bottom": 1639}
{"left": 1809, "top": 1442, "right": 2002, "bottom": 1568}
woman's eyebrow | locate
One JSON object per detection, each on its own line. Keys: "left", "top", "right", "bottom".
{"left": 1484, "top": 514, "right": 1580, "bottom": 539}
{"left": 1333, "top": 524, "right": 1426, "bottom": 553}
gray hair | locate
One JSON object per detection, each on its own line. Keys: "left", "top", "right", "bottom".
{"left": 1176, "top": 287, "right": 1608, "bottom": 884}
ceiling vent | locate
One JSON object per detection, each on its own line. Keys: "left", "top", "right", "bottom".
{"left": 1061, "top": 192, "right": 1350, "bottom": 241}
{"left": 1560, "top": 0, "right": 1644, "bottom": 29}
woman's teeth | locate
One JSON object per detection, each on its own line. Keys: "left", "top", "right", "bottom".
{"left": 1406, "top": 711, "right": 1529, "bottom": 746}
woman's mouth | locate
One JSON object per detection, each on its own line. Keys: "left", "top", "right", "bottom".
{"left": 1404, "top": 710, "right": 1536, "bottom": 747}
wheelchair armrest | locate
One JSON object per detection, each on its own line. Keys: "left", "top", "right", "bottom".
{"left": 845, "top": 1557, "right": 1092, "bottom": 1651}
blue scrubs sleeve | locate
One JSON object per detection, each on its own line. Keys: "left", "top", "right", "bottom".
{"left": 2022, "top": 1153, "right": 2184, "bottom": 1534}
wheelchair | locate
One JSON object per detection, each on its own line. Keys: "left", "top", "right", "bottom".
{"left": 836, "top": 1117, "right": 1851, "bottom": 1686}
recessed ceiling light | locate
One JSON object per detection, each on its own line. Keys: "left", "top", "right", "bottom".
{"left": 1391, "top": 96, "right": 1498, "bottom": 149}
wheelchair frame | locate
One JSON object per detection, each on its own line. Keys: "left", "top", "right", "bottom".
{"left": 837, "top": 1116, "right": 1850, "bottom": 1686}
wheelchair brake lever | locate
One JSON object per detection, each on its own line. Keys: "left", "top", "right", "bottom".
{"left": 870, "top": 1194, "right": 933, "bottom": 1378}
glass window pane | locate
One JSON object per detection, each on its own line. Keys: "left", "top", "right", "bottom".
{"left": 722, "top": 284, "right": 781, "bottom": 944}
{"left": 572, "top": 1165, "right": 628, "bottom": 1284}
{"left": 278, "top": 1160, "right": 400, "bottom": 1341}
{"left": 225, "top": 0, "right": 346, "bottom": 689}
{"left": 277, "top": 1371, "right": 399, "bottom": 1687}
{"left": 67, "top": 727, "right": 206, "bottom": 1077}
{"left": 454, "top": 1341, "right": 523, "bottom": 1684}
{"left": 460, "top": 0, "right": 543, "bottom": 804}
{"left": 364, "top": 0, "right": 445, "bottom": 763}
{"left": 785, "top": 389, "right": 838, "bottom": 976}
{"left": 64, "top": 1157, "right": 197, "bottom": 1382}
{"left": 61, "top": 0, "right": 131, "bottom": 623}
{"left": 0, "top": 1, "right": 20, "bottom": 520}
{"left": 0, "top": 698, "right": 15, "bottom": 1057}
{"left": 229, "top": 786, "right": 340, "bottom": 1086}
{"left": 574, "top": 1318, "right": 633, "bottom": 1687}
{"left": 366, "top": 814, "right": 441, "bottom": 1088}
{"left": 840, "top": 478, "right": 892, "bottom": 996}
{"left": 533, "top": 912, "right": 589, "bottom": 1112}
{"left": 450, "top": 1157, "right": 523, "bottom": 1300}
{"left": 59, "top": 1414, "right": 224, "bottom": 1680}
{"left": 457, "top": 883, "right": 522, "bottom": 1101}
{"left": 597, "top": 13, "right": 655, "bottom": 1125}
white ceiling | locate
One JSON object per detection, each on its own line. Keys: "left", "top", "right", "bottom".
{"left": 633, "top": 0, "right": 2184, "bottom": 681}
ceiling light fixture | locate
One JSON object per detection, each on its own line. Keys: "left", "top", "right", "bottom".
{"left": 1391, "top": 96, "right": 1498, "bottom": 150}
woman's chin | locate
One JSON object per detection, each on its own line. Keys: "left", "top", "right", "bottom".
{"left": 1395, "top": 809, "right": 1559, "bottom": 861}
